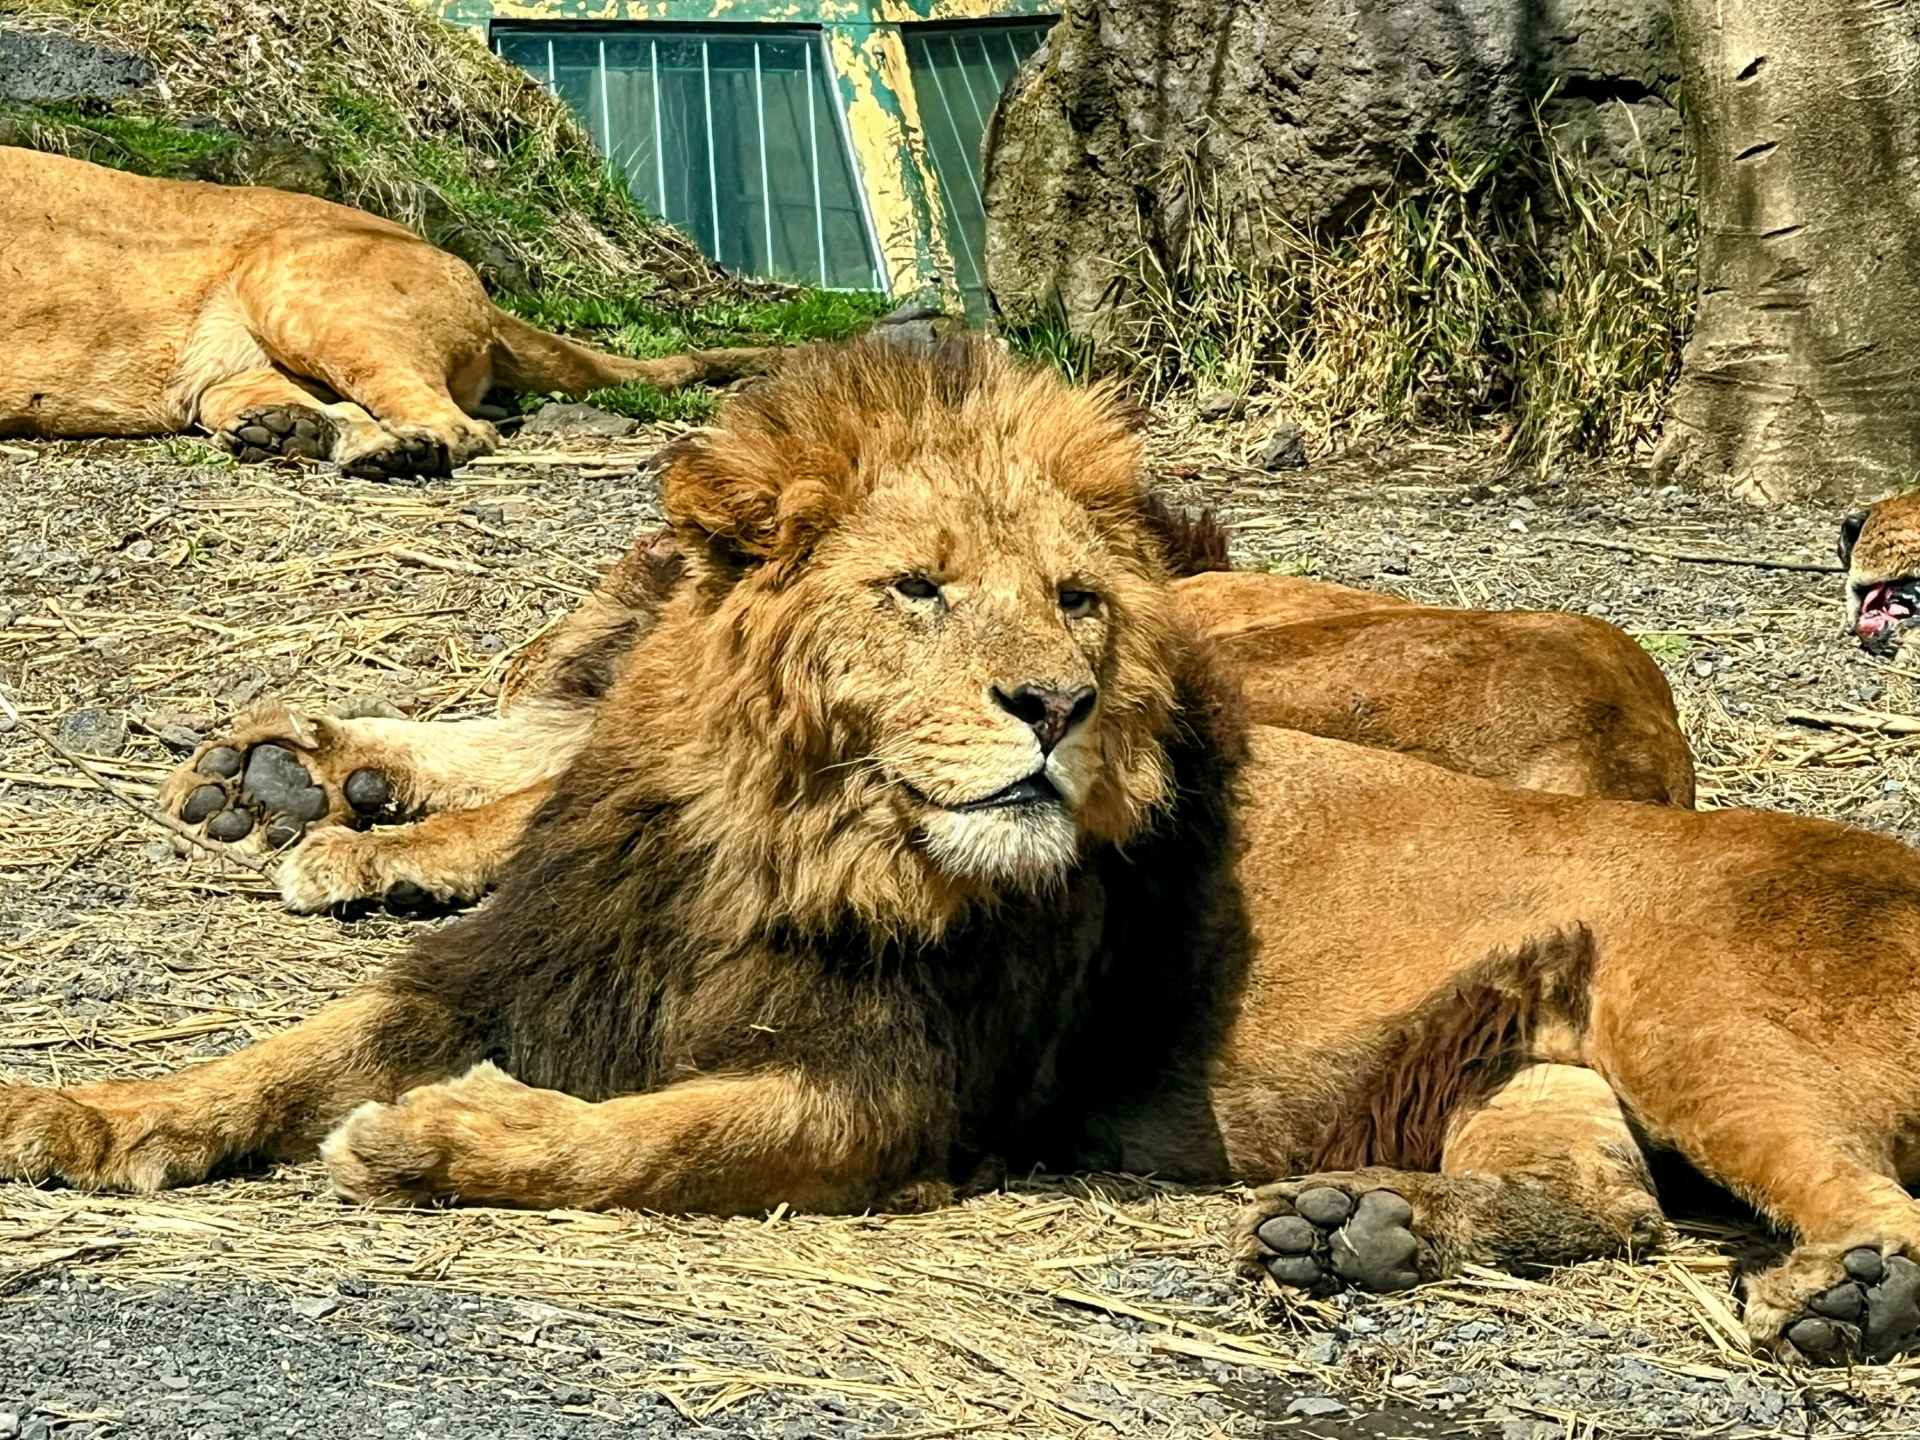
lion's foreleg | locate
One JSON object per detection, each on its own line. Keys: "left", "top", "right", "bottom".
{"left": 1236, "top": 1064, "right": 1667, "bottom": 1295}
{"left": 0, "top": 989, "right": 463, "bottom": 1192}
{"left": 321, "top": 1064, "right": 932, "bottom": 1216}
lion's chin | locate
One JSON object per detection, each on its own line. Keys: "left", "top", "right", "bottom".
{"left": 917, "top": 804, "right": 1081, "bottom": 888}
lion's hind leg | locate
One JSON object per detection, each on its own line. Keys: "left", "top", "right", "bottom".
{"left": 193, "top": 367, "right": 388, "bottom": 467}
{"left": 1237, "top": 1063, "right": 1666, "bottom": 1297}
{"left": 231, "top": 231, "right": 500, "bottom": 480}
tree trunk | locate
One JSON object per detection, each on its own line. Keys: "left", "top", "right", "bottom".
{"left": 1656, "top": 1, "right": 1920, "bottom": 504}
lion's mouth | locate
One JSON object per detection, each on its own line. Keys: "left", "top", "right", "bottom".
{"left": 1855, "top": 579, "right": 1919, "bottom": 647}
{"left": 953, "top": 772, "right": 1062, "bottom": 812}
{"left": 901, "top": 771, "right": 1064, "bottom": 813}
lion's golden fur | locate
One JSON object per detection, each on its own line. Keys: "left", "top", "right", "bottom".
{"left": 10, "top": 339, "right": 1920, "bottom": 1366}
{"left": 0, "top": 146, "right": 766, "bottom": 477}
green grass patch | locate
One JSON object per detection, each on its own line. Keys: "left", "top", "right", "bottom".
{"left": 5, "top": 104, "right": 239, "bottom": 174}
{"left": 495, "top": 288, "right": 890, "bottom": 355}
{"left": 1635, "top": 632, "right": 1692, "bottom": 661}
{"left": 515, "top": 382, "right": 720, "bottom": 424}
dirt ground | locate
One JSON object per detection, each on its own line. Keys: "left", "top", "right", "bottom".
{"left": 3, "top": 415, "right": 1918, "bottom": 1439}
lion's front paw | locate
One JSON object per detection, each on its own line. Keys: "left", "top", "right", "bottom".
{"left": 320, "top": 1064, "right": 572, "bottom": 1206}
{"left": 1238, "top": 1177, "right": 1425, "bottom": 1297}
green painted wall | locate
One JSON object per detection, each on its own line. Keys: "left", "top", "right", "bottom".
{"left": 437, "top": 0, "right": 1056, "bottom": 306}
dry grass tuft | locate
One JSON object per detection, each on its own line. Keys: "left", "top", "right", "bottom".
{"left": 1088, "top": 101, "right": 1697, "bottom": 475}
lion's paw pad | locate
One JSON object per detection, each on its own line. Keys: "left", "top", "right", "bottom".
{"left": 169, "top": 737, "right": 393, "bottom": 854}
{"left": 1785, "top": 1250, "right": 1920, "bottom": 1364}
{"left": 216, "top": 405, "right": 337, "bottom": 464}
{"left": 1252, "top": 1185, "right": 1421, "bottom": 1297}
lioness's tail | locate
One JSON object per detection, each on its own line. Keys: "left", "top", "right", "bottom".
{"left": 489, "top": 309, "right": 780, "bottom": 396}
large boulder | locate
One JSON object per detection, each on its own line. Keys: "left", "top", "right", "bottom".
{"left": 984, "top": 0, "right": 1683, "bottom": 335}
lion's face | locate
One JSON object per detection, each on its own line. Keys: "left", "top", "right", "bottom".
{"left": 656, "top": 339, "right": 1181, "bottom": 926}
{"left": 1841, "top": 492, "right": 1920, "bottom": 649}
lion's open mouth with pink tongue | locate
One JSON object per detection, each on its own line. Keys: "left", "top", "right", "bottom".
{"left": 1855, "top": 579, "right": 1920, "bottom": 646}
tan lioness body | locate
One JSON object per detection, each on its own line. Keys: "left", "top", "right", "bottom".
{"left": 129, "top": 537, "right": 1693, "bottom": 915}
{"left": 11, "top": 342, "right": 1912, "bottom": 1372}
{"left": 0, "top": 147, "right": 767, "bottom": 477}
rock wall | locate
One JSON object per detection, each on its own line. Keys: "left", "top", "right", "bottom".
{"left": 983, "top": 0, "right": 1684, "bottom": 334}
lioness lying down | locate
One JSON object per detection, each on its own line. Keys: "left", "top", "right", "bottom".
{"left": 144, "top": 510, "right": 1693, "bottom": 913}
{"left": 9, "top": 341, "right": 1917, "bottom": 1370}
{"left": 0, "top": 147, "right": 768, "bottom": 478}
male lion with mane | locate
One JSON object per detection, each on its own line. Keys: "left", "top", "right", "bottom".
{"left": 0, "top": 147, "right": 767, "bottom": 478}
{"left": 5, "top": 341, "right": 1915, "bottom": 1369}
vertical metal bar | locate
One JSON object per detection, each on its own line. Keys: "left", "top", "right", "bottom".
{"left": 947, "top": 36, "right": 988, "bottom": 132}
{"left": 977, "top": 34, "right": 1006, "bottom": 91}
{"left": 913, "top": 39, "right": 982, "bottom": 291}
{"left": 755, "top": 42, "right": 772, "bottom": 273}
{"left": 652, "top": 40, "right": 666, "bottom": 218}
{"left": 806, "top": 42, "right": 825, "bottom": 286}
{"left": 1002, "top": 31, "right": 1023, "bottom": 74}
{"left": 923, "top": 38, "right": 986, "bottom": 217}
{"left": 545, "top": 37, "right": 556, "bottom": 89}
{"left": 598, "top": 39, "right": 612, "bottom": 155}
{"left": 702, "top": 41, "right": 720, "bottom": 260}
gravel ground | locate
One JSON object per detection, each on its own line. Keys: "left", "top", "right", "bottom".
{"left": 2, "top": 419, "right": 1917, "bottom": 1438}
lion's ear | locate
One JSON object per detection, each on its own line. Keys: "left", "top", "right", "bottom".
{"left": 658, "top": 429, "right": 855, "bottom": 574}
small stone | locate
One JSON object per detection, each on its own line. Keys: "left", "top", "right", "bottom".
{"left": 1257, "top": 1216, "right": 1318, "bottom": 1254}
{"left": 1846, "top": 1248, "right": 1886, "bottom": 1283}
{"left": 1256, "top": 423, "right": 1307, "bottom": 470}
{"left": 1294, "top": 1186, "right": 1354, "bottom": 1226}
{"left": 207, "top": 808, "right": 253, "bottom": 842}
{"left": 1195, "top": 387, "right": 1243, "bottom": 422}
{"left": 198, "top": 745, "right": 243, "bottom": 778}
{"left": 288, "top": 785, "right": 329, "bottom": 821}
{"left": 332, "top": 695, "right": 406, "bottom": 721}
{"left": 473, "top": 504, "right": 506, "bottom": 528}
{"left": 292, "top": 1295, "right": 340, "bottom": 1320}
{"left": 1286, "top": 1396, "right": 1347, "bottom": 1418}
{"left": 345, "top": 768, "right": 391, "bottom": 814}
{"left": 55, "top": 707, "right": 128, "bottom": 757}
{"left": 1691, "top": 657, "right": 1715, "bottom": 678}
{"left": 142, "top": 839, "right": 174, "bottom": 865}
{"left": 520, "top": 402, "right": 639, "bottom": 440}
{"left": 1508, "top": 517, "right": 1529, "bottom": 534}
{"left": 160, "top": 1374, "right": 190, "bottom": 1390}
{"left": 180, "top": 784, "right": 226, "bottom": 823}
{"left": 0, "top": 1411, "right": 18, "bottom": 1439}
{"left": 1302, "top": 1339, "right": 1339, "bottom": 1366}
{"left": 157, "top": 723, "right": 202, "bottom": 754}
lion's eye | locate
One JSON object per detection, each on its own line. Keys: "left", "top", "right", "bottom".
{"left": 891, "top": 575, "right": 941, "bottom": 602}
{"left": 1059, "top": 588, "right": 1099, "bottom": 617}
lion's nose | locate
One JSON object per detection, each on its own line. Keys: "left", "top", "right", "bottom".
{"left": 992, "top": 683, "right": 1097, "bottom": 753}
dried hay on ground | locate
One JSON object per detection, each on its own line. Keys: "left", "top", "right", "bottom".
{"left": 3, "top": 426, "right": 1919, "bottom": 1435}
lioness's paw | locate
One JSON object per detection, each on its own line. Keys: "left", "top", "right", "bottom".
{"left": 1238, "top": 1179, "right": 1423, "bottom": 1297}
{"left": 1751, "top": 1245, "right": 1920, "bottom": 1365}
{"left": 214, "top": 404, "right": 338, "bottom": 464}
{"left": 335, "top": 419, "right": 496, "bottom": 482}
